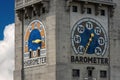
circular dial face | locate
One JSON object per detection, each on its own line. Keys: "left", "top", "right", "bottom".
{"left": 71, "top": 18, "right": 108, "bottom": 56}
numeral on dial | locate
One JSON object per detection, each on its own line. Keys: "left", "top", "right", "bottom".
{"left": 74, "top": 35, "right": 81, "bottom": 43}
{"left": 77, "top": 45, "right": 84, "bottom": 54}
{"left": 29, "top": 26, "right": 32, "bottom": 32}
{"left": 34, "top": 22, "right": 38, "bottom": 29}
{"left": 98, "top": 37, "right": 105, "bottom": 45}
{"left": 77, "top": 25, "right": 85, "bottom": 33}
{"left": 33, "top": 51, "right": 37, "bottom": 57}
{"left": 39, "top": 25, "right": 43, "bottom": 32}
{"left": 25, "top": 41, "right": 28, "bottom": 46}
{"left": 95, "top": 47, "right": 102, "bottom": 55}
{"left": 94, "top": 27, "right": 101, "bottom": 35}
{"left": 86, "top": 22, "right": 93, "bottom": 30}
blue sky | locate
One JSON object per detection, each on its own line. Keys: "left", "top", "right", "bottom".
{"left": 0, "top": 0, "right": 14, "bottom": 40}
{"left": 0, "top": 0, "right": 14, "bottom": 80}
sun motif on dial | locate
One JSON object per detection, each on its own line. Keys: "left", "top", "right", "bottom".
{"left": 71, "top": 18, "right": 108, "bottom": 56}
{"left": 24, "top": 20, "right": 46, "bottom": 58}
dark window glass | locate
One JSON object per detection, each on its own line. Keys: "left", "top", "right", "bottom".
{"left": 88, "top": 70, "right": 92, "bottom": 77}
{"left": 42, "top": 7, "right": 45, "bottom": 13}
{"left": 87, "top": 8, "right": 92, "bottom": 14}
{"left": 72, "top": 6, "right": 78, "bottom": 12}
{"left": 100, "top": 70, "right": 107, "bottom": 78}
{"left": 72, "top": 69, "right": 80, "bottom": 77}
{"left": 101, "top": 9, "right": 105, "bottom": 16}
{"left": 38, "top": 49, "right": 40, "bottom": 57}
{"left": 29, "top": 51, "right": 32, "bottom": 58}
{"left": 33, "top": 11, "right": 36, "bottom": 16}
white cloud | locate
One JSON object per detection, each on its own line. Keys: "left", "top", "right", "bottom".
{"left": 0, "top": 23, "right": 14, "bottom": 80}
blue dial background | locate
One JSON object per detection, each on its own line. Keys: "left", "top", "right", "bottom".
{"left": 28, "top": 29, "right": 42, "bottom": 51}
{"left": 80, "top": 27, "right": 99, "bottom": 54}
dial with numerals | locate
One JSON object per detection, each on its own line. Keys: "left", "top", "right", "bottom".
{"left": 71, "top": 18, "right": 108, "bottom": 56}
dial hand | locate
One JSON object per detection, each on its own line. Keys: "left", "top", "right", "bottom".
{"left": 84, "top": 33, "right": 94, "bottom": 54}
{"left": 32, "top": 39, "right": 42, "bottom": 44}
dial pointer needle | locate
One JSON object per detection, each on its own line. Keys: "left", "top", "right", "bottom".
{"left": 84, "top": 33, "right": 94, "bottom": 54}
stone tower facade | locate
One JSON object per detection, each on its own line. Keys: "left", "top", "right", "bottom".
{"left": 14, "top": 0, "right": 120, "bottom": 80}
{"left": 110, "top": 0, "right": 120, "bottom": 80}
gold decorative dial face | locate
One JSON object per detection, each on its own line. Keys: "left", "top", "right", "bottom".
{"left": 24, "top": 20, "right": 46, "bottom": 59}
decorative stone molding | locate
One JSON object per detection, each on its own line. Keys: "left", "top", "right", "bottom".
{"left": 24, "top": 7, "right": 32, "bottom": 19}
{"left": 16, "top": 0, "right": 50, "bottom": 20}
{"left": 32, "top": 4, "right": 41, "bottom": 16}
{"left": 81, "top": 2, "right": 87, "bottom": 14}
{"left": 16, "top": 9, "right": 24, "bottom": 21}
{"left": 95, "top": 4, "right": 101, "bottom": 15}
{"left": 109, "top": 6, "right": 115, "bottom": 17}
{"left": 41, "top": 1, "right": 50, "bottom": 13}
{"left": 65, "top": 0, "right": 116, "bottom": 13}
{"left": 65, "top": 0, "right": 72, "bottom": 11}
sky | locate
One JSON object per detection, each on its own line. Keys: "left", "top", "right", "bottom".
{"left": 0, "top": 0, "right": 14, "bottom": 80}
{"left": 0, "top": 0, "right": 14, "bottom": 40}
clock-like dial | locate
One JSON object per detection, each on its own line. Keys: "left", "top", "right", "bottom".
{"left": 71, "top": 18, "right": 108, "bottom": 56}
{"left": 24, "top": 20, "right": 46, "bottom": 58}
